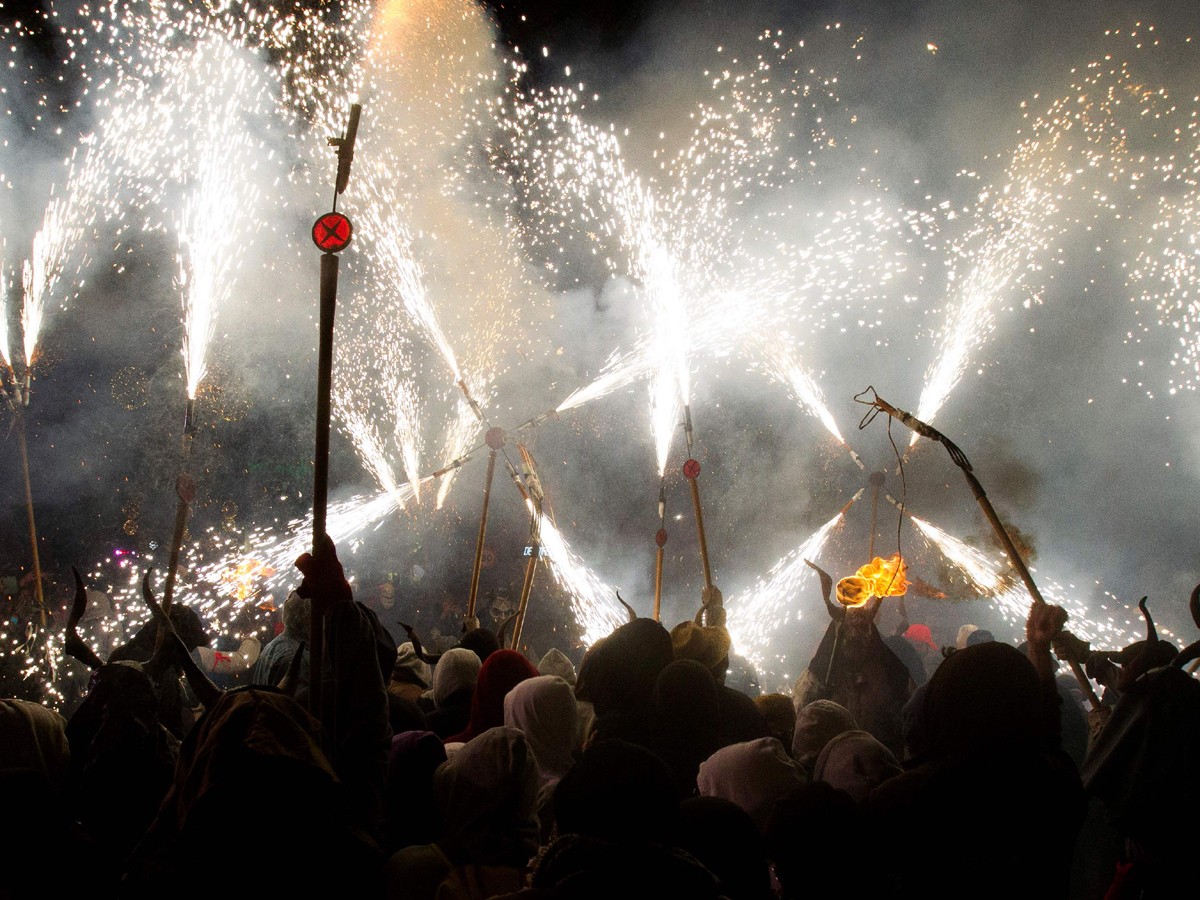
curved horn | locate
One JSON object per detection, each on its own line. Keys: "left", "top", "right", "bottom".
{"left": 277, "top": 641, "right": 307, "bottom": 696}
{"left": 805, "top": 559, "right": 843, "bottom": 622}
{"left": 64, "top": 566, "right": 103, "bottom": 669}
{"left": 1138, "top": 596, "right": 1158, "bottom": 643}
{"left": 142, "top": 570, "right": 224, "bottom": 711}
{"left": 496, "top": 609, "right": 521, "bottom": 648}
{"left": 400, "top": 622, "right": 442, "bottom": 666}
{"left": 616, "top": 590, "right": 637, "bottom": 623}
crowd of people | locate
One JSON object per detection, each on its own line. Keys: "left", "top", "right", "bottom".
{"left": 0, "top": 535, "right": 1196, "bottom": 899}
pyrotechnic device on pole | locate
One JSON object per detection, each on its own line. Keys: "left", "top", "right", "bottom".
{"left": 854, "top": 386, "right": 1101, "bottom": 709}
{"left": 310, "top": 103, "right": 362, "bottom": 720}
{"left": 684, "top": 456, "right": 723, "bottom": 625}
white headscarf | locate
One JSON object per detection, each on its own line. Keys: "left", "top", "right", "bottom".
{"left": 536, "top": 648, "right": 577, "bottom": 687}
{"left": 503, "top": 675, "right": 577, "bottom": 804}
{"left": 697, "top": 737, "right": 805, "bottom": 832}
{"left": 433, "top": 647, "right": 481, "bottom": 708}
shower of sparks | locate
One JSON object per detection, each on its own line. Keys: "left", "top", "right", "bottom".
{"left": 727, "top": 505, "right": 849, "bottom": 667}
{"left": 908, "top": 512, "right": 1130, "bottom": 645}
{"left": 0, "top": 263, "right": 10, "bottom": 371}
{"left": 170, "top": 39, "right": 274, "bottom": 399}
{"left": 748, "top": 332, "right": 846, "bottom": 444}
{"left": 534, "top": 508, "right": 629, "bottom": 645}
{"left": 914, "top": 28, "right": 1200, "bottom": 438}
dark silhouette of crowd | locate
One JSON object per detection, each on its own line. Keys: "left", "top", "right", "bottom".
{"left": 1, "top": 537, "right": 1196, "bottom": 900}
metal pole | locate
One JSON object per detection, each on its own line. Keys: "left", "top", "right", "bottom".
{"left": 465, "top": 449, "right": 497, "bottom": 627}
{"left": 163, "top": 401, "right": 196, "bottom": 614}
{"left": 309, "top": 250, "right": 339, "bottom": 717}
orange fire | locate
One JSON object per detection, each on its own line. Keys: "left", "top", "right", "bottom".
{"left": 835, "top": 554, "right": 909, "bottom": 608}
{"left": 220, "top": 559, "right": 277, "bottom": 603}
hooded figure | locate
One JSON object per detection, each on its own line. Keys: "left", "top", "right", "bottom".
{"left": 812, "top": 729, "right": 902, "bottom": 802}
{"left": 753, "top": 693, "right": 796, "bottom": 751}
{"left": 124, "top": 689, "right": 380, "bottom": 898}
{"left": 252, "top": 591, "right": 309, "bottom": 688}
{"left": 651, "top": 660, "right": 723, "bottom": 798}
{"left": 0, "top": 700, "right": 101, "bottom": 899}
{"left": 697, "top": 737, "right": 805, "bottom": 833}
{"left": 679, "top": 797, "right": 772, "bottom": 900}
{"left": 537, "top": 648, "right": 577, "bottom": 686}
{"left": 382, "top": 731, "right": 447, "bottom": 854}
{"left": 671, "top": 621, "right": 768, "bottom": 745}
{"left": 385, "top": 726, "right": 538, "bottom": 900}
{"left": 390, "top": 641, "right": 433, "bottom": 704}
{"left": 446, "top": 649, "right": 539, "bottom": 745}
{"left": 427, "top": 647, "right": 481, "bottom": 740}
{"left": 504, "top": 675, "right": 578, "bottom": 834}
{"left": 864, "top": 642, "right": 1084, "bottom": 899}
{"left": 574, "top": 619, "right": 675, "bottom": 749}
{"left": 790, "top": 699, "right": 858, "bottom": 773}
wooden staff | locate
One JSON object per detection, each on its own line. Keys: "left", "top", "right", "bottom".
{"left": 465, "top": 449, "right": 497, "bottom": 628}
{"left": 684, "top": 459, "right": 714, "bottom": 590}
{"left": 654, "top": 480, "right": 666, "bottom": 621}
{"left": 511, "top": 538, "right": 539, "bottom": 650}
{"left": 15, "top": 407, "right": 45, "bottom": 625}
{"left": 859, "top": 388, "right": 1102, "bottom": 709}
{"left": 309, "top": 103, "right": 362, "bottom": 719}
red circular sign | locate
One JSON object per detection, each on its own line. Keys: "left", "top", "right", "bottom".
{"left": 655, "top": 529, "right": 668, "bottom": 548}
{"left": 682, "top": 458, "right": 701, "bottom": 480}
{"left": 312, "top": 212, "right": 353, "bottom": 253}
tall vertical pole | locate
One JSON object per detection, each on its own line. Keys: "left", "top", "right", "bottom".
{"left": 309, "top": 250, "right": 339, "bottom": 718}
{"left": 867, "top": 471, "right": 885, "bottom": 560}
{"left": 653, "top": 480, "right": 667, "bottom": 621}
{"left": 465, "top": 448, "right": 497, "bottom": 628}
{"left": 686, "top": 466, "right": 714, "bottom": 591}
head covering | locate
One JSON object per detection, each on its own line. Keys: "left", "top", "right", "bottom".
{"left": 651, "top": 660, "right": 722, "bottom": 797}
{"left": 679, "top": 797, "right": 771, "bottom": 900}
{"left": 387, "top": 694, "right": 428, "bottom": 736}
{"left": 0, "top": 699, "right": 69, "bottom": 788}
{"left": 812, "top": 729, "right": 902, "bottom": 802}
{"left": 504, "top": 675, "right": 578, "bottom": 803}
{"left": 554, "top": 738, "right": 680, "bottom": 846}
{"left": 765, "top": 783, "right": 870, "bottom": 900}
{"left": 447, "top": 649, "right": 539, "bottom": 745}
{"left": 903, "top": 623, "right": 938, "bottom": 652}
{"left": 791, "top": 700, "right": 858, "bottom": 771}
{"left": 432, "top": 647, "right": 481, "bottom": 708}
{"left": 900, "top": 681, "right": 933, "bottom": 763}
{"left": 537, "top": 648, "right": 577, "bottom": 686}
{"left": 923, "top": 641, "right": 1046, "bottom": 755}
{"left": 392, "top": 641, "right": 432, "bottom": 689}
{"left": 956, "top": 624, "right": 980, "bottom": 649}
{"left": 434, "top": 725, "right": 538, "bottom": 866}
{"left": 671, "top": 621, "right": 732, "bottom": 671}
{"left": 459, "top": 627, "right": 501, "bottom": 664}
{"left": 697, "top": 737, "right": 805, "bottom": 832}
{"left": 575, "top": 619, "right": 673, "bottom": 719}
{"left": 382, "top": 731, "right": 446, "bottom": 853}
{"left": 754, "top": 693, "right": 796, "bottom": 751}
{"left": 966, "top": 628, "right": 995, "bottom": 646}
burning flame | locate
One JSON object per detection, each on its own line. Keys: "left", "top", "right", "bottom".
{"left": 219, "top": 558, "right": 277, "bottom": 603}
{"left": 835, "top": 554, "right": 908, "bottom": 608}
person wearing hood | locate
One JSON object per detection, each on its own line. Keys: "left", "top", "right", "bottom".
{"left": 252, "top": 591, "right": 309, "bottom": 688}
{"left": 390, "top": 640, "right": 432, "bottom": 704}
{"left": 812, "top": 729, "right": 902, "bottom": 802}
{"left": 446, "top": 649, "right": 539, "bottom": 746}
{"left": 650, "top": 659, "right": 723, "bottom": 799}
{"left": 790, "top": 699, "right": 858, "bottom": 774}
{"left": 385, "top": 725, "right": 539, "bottom": 900}
{"left": 753, "top": 693, "right": 796, "bottom": 752}
{"left": 537, "top": 648, "right": 577, "bottom": 686}
{"left": 381, "top": 730, "right": 447, "bottom": 855}
{"left": 864, "top": 605, "right": 1085, "bottom": 899}
{"left": 671, "top": 620, "right": 767, "bottom": 745}
{"left": 573, "top": 619, "right": 673, "bottom": 749}
{"left": 504, "top": 674, "right": 578, "bottom": 839}
{"left": 697, "top": 737, "right": 805, "bottom": 833}
{"left": 427, "top": 647, "right": 481, "bottom": 740}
